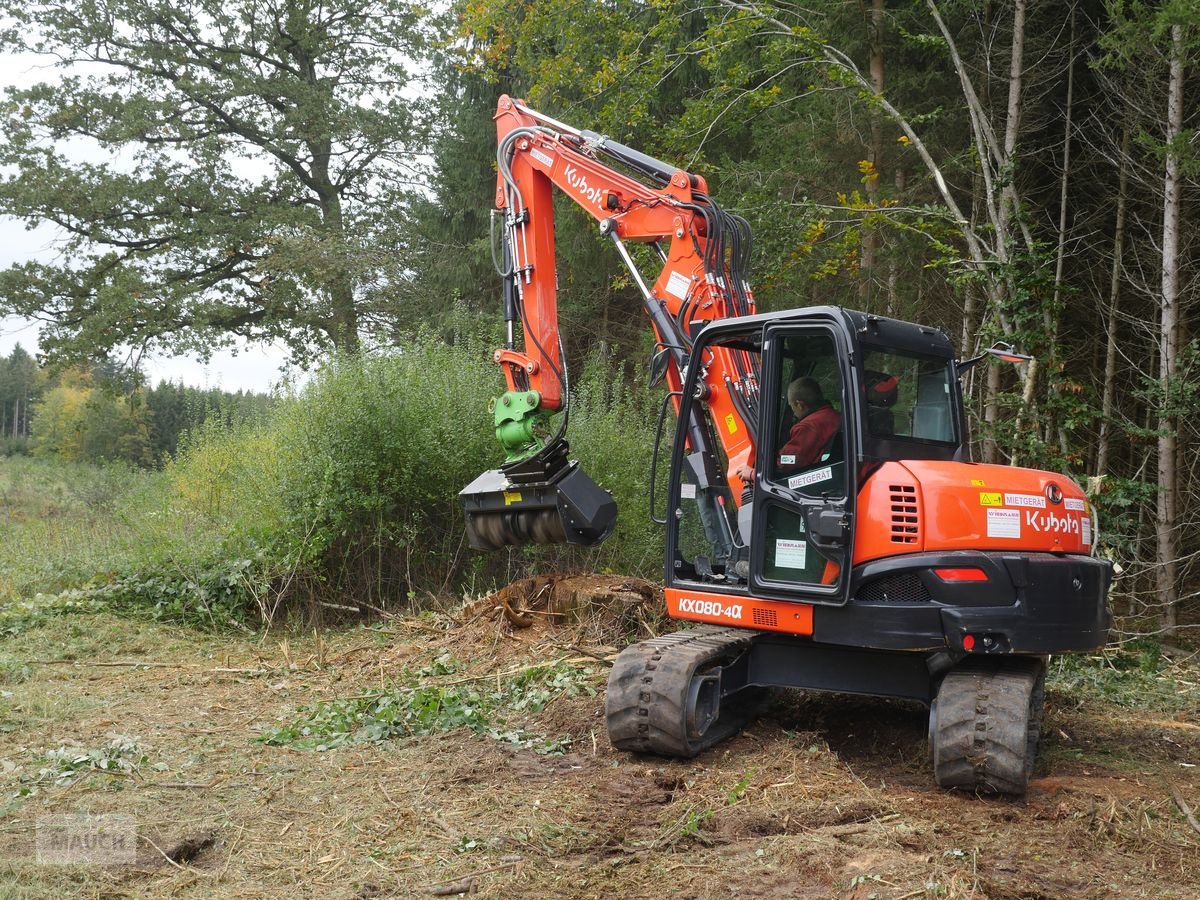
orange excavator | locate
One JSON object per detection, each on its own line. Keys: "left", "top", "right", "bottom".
{"left": 459, "top": 96, "right": 1112, "bottom": 795}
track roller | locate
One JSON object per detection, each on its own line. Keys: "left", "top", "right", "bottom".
{"left": 606, "top": 627, "right": 762, "bottom": 758}
{"left": 929, "top": 657, "right": 1046, "bottom": 796}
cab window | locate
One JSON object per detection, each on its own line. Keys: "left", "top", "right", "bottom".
{"left": 765, "top": 333, "right": 845, "bottom": 497}
{"left": 861, "top": 347, "right": 956, "bottom": 444}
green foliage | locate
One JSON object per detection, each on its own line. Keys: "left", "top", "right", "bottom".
{"left": 146, "top": 380, "right": 276, "bottom": 463}
{"left": 0, "top": 343, "right": 40, "bottom": 445}
{"left": 0, "top": 591, "right": 108, "bottom": 639}
{"left": 270, "top": 337, "right": 501, "bottom": 602}
{"left": 34, "top": 736, "right": 148, "bottom": 786}
{"left": 0, "top": 454, "right": 264, "bottom": 630}
{"left": 2, "top": 332, "right": 669, "bottom": 626}
{"left": 0, "top": 0, "right": 431, "bottom": 361}
{"left": 31, "top": 374, "right": 153, "bottom": 467}
{"left": 0, "top": 457, "right": 165, "bottom": 600}
{"left": 77, "top": 557, "right": 264, "bottom": 630}
{"left": 1048, "top": 640, "right": 1198, "bottom": 713}
{"left": 726, "top": 768, "right": 757, "bottom": 806}
{"left": 261, "top": 657, "right": 595, "bottom": 753}
{"left": 537, "top": 358, "right": 662, "bottom": 579}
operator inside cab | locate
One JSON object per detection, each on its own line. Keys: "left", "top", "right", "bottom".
{"left": 732, "top": 337, "right": 845, "bottom": 489}
{"left": 774, "top": 377, "right": 840, "bottom": 475}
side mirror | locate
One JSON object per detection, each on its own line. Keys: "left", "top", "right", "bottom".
{"left": 956, "top": 341, "right": 1034, "bottom": 376}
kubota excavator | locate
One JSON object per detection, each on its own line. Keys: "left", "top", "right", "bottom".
{"left": 459, "top": 96, "right": 1112, "bottom": 795}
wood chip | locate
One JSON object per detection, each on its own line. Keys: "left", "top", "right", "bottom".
{"left": 1169, "top": 784, "right": 1200, "bottom": 837}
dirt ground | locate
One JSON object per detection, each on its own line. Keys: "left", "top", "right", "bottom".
{"left": 0, "top": 576, "right": 1197, "bottom": 899}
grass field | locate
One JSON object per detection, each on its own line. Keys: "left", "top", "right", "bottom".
{"left": 0, "top": 457, "right": 220, "bottom": 605}
{"left": 1, "top": 455, "right": 1197, "bottom": 898}
{"left": 0, "top": 592, "right": 1196, "bottom": 898}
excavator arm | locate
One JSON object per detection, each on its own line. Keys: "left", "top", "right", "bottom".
{"left": 460, "top": 96, "right": 762, "bottom": 550}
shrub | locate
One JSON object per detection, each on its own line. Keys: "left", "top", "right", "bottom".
{"left": 271, "top": 337, "right": 501, "bottom": 607}
{"left": 3, "top": 337, "right": 669, "bottom": 626}
{"left": 0, "top": 435, "right": 30, "bottom": 457}
{"left": 528, "top": 357, "right": 663, "bottom": 580}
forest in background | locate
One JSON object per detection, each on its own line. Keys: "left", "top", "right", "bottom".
{"left": 0, "top": 0, "right": 1196, "bottom": 634}
{"left": 0, "top": 344, "right": 273, "bottom": 463}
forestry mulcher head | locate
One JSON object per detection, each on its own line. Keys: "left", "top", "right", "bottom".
{"left": 459, "top": 439, "right": 617, "bottom": 551}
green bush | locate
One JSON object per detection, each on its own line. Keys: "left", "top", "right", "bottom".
{"left": 0, "top": 435, "right": 30, "bottom": 457}
{"left": 2, "top": 337, "right": 670, "bottom": 626}
{"left": 254, "top": 338, "right": 665, "bottom": 611}
{"left": 531, "top": 357, "right": 663, "bottom": 580}
{"left": 271, "top": 337, "right": 501, "bottom": 606}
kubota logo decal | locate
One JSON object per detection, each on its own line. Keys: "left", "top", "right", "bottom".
{"left": 563, "top": 164, "right": 605, "bottom": 209}
{"left": 1024, "top": 509, "right": 1080, "bottom": 535}
{"left": 677, "top": 597, "right": 744, "bottom": 620}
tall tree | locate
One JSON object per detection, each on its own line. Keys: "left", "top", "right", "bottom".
{"left": 1155, "top": 20, "right": 1187, "bottom": 635}
{"left": 1100, "top": 2, "right": 1200, "bottom": 634}
{"left": 0, "top": 0, "right": 430, "bottom": 364}
{"left": 0, "top": 344, "right": 40, "bottom": 438}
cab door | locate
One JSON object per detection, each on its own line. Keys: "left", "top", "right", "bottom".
{"left": 749, "top": 324, "right": 856, "bottom": 604}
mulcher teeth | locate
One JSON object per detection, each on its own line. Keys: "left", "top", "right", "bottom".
{"left": 459, "top": 462, "right": 617, "bottom": 551}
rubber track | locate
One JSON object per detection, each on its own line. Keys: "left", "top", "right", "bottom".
{"left": 931, "top": 658, "right": 1046, "bottom": 796}
{"left": 605, "top": 627, "right": 758, "bottom": 758}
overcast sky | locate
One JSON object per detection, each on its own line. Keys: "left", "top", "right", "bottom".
{"left": 0, "top": 50, "right": 295, "bottom": 394}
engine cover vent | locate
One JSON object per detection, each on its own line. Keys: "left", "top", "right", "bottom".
{"left": 858, "top": 572, "right": 932, "bottom": 604}
{"left": 889, "top": 484, "right": 920, "bottom": 544}
{"left": 752, "top": 607, "right": 778, "bottom": 628}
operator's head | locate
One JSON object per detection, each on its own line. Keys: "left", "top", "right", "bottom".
{"left": 787, "top": 377, "right": 825, "bottom": 417}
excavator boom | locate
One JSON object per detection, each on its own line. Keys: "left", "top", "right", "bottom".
{"left": 460, "top": 95, "right": 761, "bottom": 550}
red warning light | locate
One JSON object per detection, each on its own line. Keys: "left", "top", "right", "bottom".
{"left": 963, "top": 634, "right": 976, "bottom": 651}
{"left": 934, "top": 567, "right": 988, "bottom": 582}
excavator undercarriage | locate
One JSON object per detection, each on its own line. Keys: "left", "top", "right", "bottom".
{"left": 606, "top": 626, "right": 1051, "bottom": 794}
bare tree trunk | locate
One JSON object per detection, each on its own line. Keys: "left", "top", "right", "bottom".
{"left": 1096, "top": 124, "right": 1130, "bottom": 480}
{"left": 1047, "top": 6, "right": 1077, "bottom": 464}
{"left": 999, "top": 0, "right": 1026, "bottom": 231}
{"left": 1155, "top": 23, "right": 1185, "bottom": 636}
{"left": 860, "top": 0, "right": 885, "bottom": 306}
{"left": 886, "top": 166, "right": 903, "bottom": 315}
{"left": 984, "top": 358, "right": 1001, "bottom": 465}
{"left": 1004, "top": 0, "right": 1034, "bottom": 465}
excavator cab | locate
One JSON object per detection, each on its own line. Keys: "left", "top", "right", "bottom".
{"left": 666, "top": 310, "right": 862, "bottom": 604}
{"left": 663, "top": 307, "right": 968, "bottom": 604}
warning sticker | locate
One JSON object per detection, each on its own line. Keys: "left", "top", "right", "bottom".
{"left": 979, "top": 492, "right": 1002, "bottom": 506}
{"left": 1064, "top": 498, "right": 1086, "bottom": 511}
{"left": 665, "top": 271, "right": 692, "bottom": 300}
{"left": 1004, "top": 493, "right": 1046, "bottom": 509}
{"left": 987, "top": 508, "right": 1021, "bottom": 539}
{"left": 788, "top": 466, "right": 833, "bottom": 492}
{"left": 530, "top": 148, "right": 554, "bottom": 168}
{"left": 971, "top": 479, "right": 987, "bottom": 487}
{"left": 680, "top": 483, "right": 696, "bottom": 500}
{"left": 775, "top": 538, "right": 807, "bottom": 569}
{"left": 503, "top": 491, "right": 523, "bottom": 505}
{"left": 1082, "top": 517, "right": 1092, "bottom": 546}
{"left": 725, "top": 414, "right": 738, "bottom": 435}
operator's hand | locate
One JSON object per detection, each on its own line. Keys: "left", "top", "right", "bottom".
{"left": 734, "top": 465, "right": 754, "bottom": 482}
